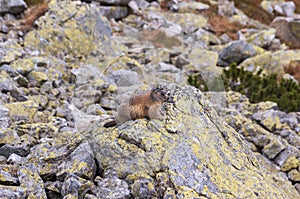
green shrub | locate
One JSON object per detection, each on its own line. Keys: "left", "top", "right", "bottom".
{"left": 188, "top": 63, "right": 300, "bottom": 112}
{"left": 25, "top": 0, "right": 45, "bottom": 6}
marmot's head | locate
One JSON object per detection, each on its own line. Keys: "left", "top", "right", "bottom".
{"left": 151, "top": 85, "right": 170, "bottom": 102}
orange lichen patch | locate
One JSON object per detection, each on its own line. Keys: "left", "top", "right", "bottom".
{"left": 284, "top": 60, "right": 300, "bottom": 83}
{"left": 205, "top": 12, "right": 244, "bottom": 40}
{"left": 140, "top": 29, "right": 182, "bottom": 49}
{"left": 6, "top": 0, "right": 49, "bottom": 31}
{"left": 21, "top": 0, "right": 49, "bottom": 28}
{"left": 197, "top": 3, "right": 246, "bottom": 40}
{"left": 292, "top": 0, "right": 300, "bottom": 13}
{"left": 232, "top": 0, "right": 274, "bottom": 25}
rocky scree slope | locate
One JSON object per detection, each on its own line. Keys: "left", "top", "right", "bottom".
{"left": 0, "top": 0, "right": 300, "bottom": 198}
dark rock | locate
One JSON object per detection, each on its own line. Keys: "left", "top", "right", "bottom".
{"left": 0, "top": 170, "right": 19, "bottom": 185}
{"left": 0, "top": 70, "right": 27, "bottom": 101}
{"left": 218, "top": 40, "right": 256, "bottom": 66}
{"left": 0, "top": 144, "right": 29, "bottom": 158}
{"left": 0, "top": 0, "right": 27, "bottom": 14}
{"left": 271, "top": 17, "right": 300, "bottom": 49}
{"left": 93, "top": 0, "right": 130, "bottom": 5}
{"left": 45, "top": 181, "right": 63, "bottom": 199}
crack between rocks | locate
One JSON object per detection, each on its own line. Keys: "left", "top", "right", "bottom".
{"left": 117, "top": 132, "right": 147, "bottom": 152}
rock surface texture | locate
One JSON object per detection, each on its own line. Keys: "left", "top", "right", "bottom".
{"left": 0, "top": 0, "right": 299, "bottom": 198}
{"left": 89, "top": 83, "right": 298, "bottom": 198}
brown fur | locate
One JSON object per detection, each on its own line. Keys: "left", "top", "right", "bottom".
{"left": 104, "top": 88, "right": 168, "bottom": 127}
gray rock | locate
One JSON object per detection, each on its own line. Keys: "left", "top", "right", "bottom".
{"left": 262, "top": 136, "right": 287, "bottom": 159}
{"left": 0, "top": 24, "right": 9, "bottom": 34}
{"left": 271, "top": 18, "right": 300, "bottom": 49}
{"left": 0, "top": 64, "right": 19, "bottom": 77}
{"left": 281, "top": 112, "right": 300, "bottom": 129}
{"left": 0, "top": 185, "right": 26, "bottom": 199}
{"left": 57, "top": 143, "right": 96, "bottom": 180}
{"left": 286, "top": 132, "right": 300, "bottom": 148}
{"left": 5, "top": 100, "right": 39, "bottom": 123}
{"left": 18, "top": 164, "right": 47, "bottom": 198}
{"left": 177, "top": 1, "right": 209, "bottom": 13}
{"left": 0, "top": 170, "right": 18, "bottom": 185}
{"left": 84, "top": 194, "right": 98, "bottom": 199}
{"left": 0, "top": 155, "right": 7, "bottom": 163}
{"left": 158, "top": 62, "right": 179, "bottom": 73}
{"left": 133, "top": 0, "right": 149, "bottom": 10}
{"left": 252, "top": 110, "right": 286, "bottom": 132}
{"left": 86, "top": 104, "right": 106, "bottom": 115}
{"left": 0, "top": 0, "right": 27, "bottom": 14}
{"left": 218, "top": 0, "right": 235, "bottom": 17}
{"left": 274, "top": 2, "right": 295, "bottom": 17}
{"left": 288, "top": 169, "right": 300, "bottom": 181}
{"left": 93, "top": 176, "right": 130, "bottom": 199}
{"left": 0, "top": 105, "right": 10, "bottom": 129}
{"left": 163, "top": 12, "right": 207, "bottom": 34}
{"left": 27, "top": 131, "right": 82, "bottom": 163}
{"left": 0, "top": 70, "right": 27, "bottom": 101}
{"left": 109, "top": 69, "right": 142, "bottom": 87}
{"left": 131, "top": 178, "right": 157, "bottom": 198}
{"left": 0, "top": 40, "right": 25, "bottom": 64}
{"left": 128, "top": 1, "right": 139, "bottom": 13}
{"left": 7, "top": 153, "right": 25, "bottom": 165}
{"left": 24, "top": 1, "right": 112, "bottom": 57}
{"left": 275, "top": 146, "right": 300, "bottom": 167}
{"left": 246, "top": 28, "right": 276, "bottom": 48}
{"left": 218, "top": 40, "right": 256, "bottom": 66}
{"left": 99, "top": 6, "right": 128, "bottom": 20}
{"left": 89, "top": 83, "right": 299, "bottom": 198}
{"left": 61, "top": 174, "right": 92, "bottom": 198}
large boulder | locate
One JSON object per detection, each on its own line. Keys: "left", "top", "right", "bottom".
{"left": 87, "top": 83, "right": 299, "bottom": 198}
{"left": 24, "top": 0, "right": 112, "bottom": 58}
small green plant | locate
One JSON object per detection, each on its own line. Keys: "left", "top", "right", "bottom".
{"left": 188, "top": 74, "right": 209, "bottom": 91}
{"left": 25, "top": 0, "right": 45, "bottom": 7}
{"left": 188, "top": 63, "right": 300, "bottom": 112}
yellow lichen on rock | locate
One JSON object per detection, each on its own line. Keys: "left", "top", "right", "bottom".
{"left": 5, "top": 100, "right": 39, "bottom": 122}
